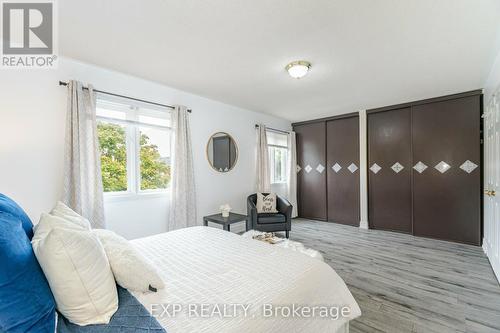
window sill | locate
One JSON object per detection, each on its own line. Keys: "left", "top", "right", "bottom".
{"left": 104, "top": 191, "right": 169, "bottom": 203}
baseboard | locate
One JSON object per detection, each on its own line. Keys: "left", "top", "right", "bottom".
{"left": 359, "top": 220, "right": 369, "bottom": 229}
{"left": 493, "top": 262, "right": 500, "bottom": 285}
{"left": 483, "top": 237, "right": 500, "bottom": 285}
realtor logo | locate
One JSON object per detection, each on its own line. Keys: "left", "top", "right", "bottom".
{"left": 1, "top": 0, "right": 57, "bottom": 68}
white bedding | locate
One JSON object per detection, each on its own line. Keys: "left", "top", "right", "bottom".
{"left": 131, "top": 226, "right": 361, "bottom": 333}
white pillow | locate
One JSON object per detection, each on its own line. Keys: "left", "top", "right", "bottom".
{"left": 33, "top": 213, "right": 85, "bottom": 241}
{"left": 92, "top": 229, "right": 165, "bottom": 293}
{"left": 32, "top": 215, "right": 118, "bottom": 326}
{"left": 256, "top": 192, "right": 278, "bottom": 213}
{"left": 50, "top": 201, "right": 91, "bottom": 230}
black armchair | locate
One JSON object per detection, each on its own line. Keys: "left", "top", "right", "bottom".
{"left": 247, "top": 193, "right": 292, "bottom": 238}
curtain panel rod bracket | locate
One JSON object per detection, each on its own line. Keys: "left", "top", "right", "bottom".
{"left": 59, "top": 81, "right": 192, "bottom": 113}
{"left": 255, "top": 124, "right": 290, "bottom": 134}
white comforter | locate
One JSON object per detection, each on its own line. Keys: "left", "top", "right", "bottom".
{"left": 131, "top": 226, "right": 360, "bottom": 333}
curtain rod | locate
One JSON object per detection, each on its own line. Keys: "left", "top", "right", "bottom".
{"left": 255, "top": 124, "right": 289, "bottom": 134}
{"left": 58, "top": 81, "right": 192, "bottom": 113}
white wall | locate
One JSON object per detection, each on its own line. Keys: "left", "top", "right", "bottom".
{"left": 485, "top": 51, "right": 500, "bottom": 102}
{"left": 484, "top": 23, "right": 500, "bottom": 104}
{"left": 485, "top": 48, "right": 500, "bottom": 104}
{"left": 358, "top": 110, "right": 369, "bottom": 229}
{"left": 0, "top": 58, "right": 291, "bottom": 239}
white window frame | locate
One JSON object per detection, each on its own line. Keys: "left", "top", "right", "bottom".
{"left": 267, "top": 130, "right": 289, "bottom": 185}
{"left": 96, "top": 96, "right": 172, "bottom": 201}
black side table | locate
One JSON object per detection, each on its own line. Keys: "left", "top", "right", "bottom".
{"left": 203, "top": 212, "right": 248, "bottom": 232}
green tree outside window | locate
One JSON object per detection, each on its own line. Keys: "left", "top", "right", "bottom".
{"left": 139, "top": 131, "right": 170, "bottom": 190}
{"left": 97, "top": 122, "right": 170, "bottom": 192}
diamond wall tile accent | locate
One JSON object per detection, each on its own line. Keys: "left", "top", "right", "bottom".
{"left": 413, "top": 161, "right": 428, "bottom": 174}
{"left": 391, "top": 162, "right": 404, "bottom": 173}
{"left": 305, "top": 165, "right": 312, "bottom": 173}
{"left": 460, "top": 160, "right": 478, "bottom": 174}
{"left": 348, "top": 163, "right": 358, "bottom": 173}
{"left": 370, "top": 163, "right": 381, "bottom": 174}
{"left": 332, "top": 163, "right": 342, "bottom": 173}
{"left": 316, "top": 164, "right": 325, "bottom": 173}
{"left": 296, "top": 165, "right": 302, "bottom": 173}
{"left": 435, "top": 161, "right": 451, "bottom": 174}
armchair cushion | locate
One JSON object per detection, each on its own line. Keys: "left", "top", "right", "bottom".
{"left": 257, "top": 213, "right": 286, "bottom": 224}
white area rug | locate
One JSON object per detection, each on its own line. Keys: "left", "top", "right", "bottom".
{"left": 241, "top": 230, "right": 324, "bottom": 261}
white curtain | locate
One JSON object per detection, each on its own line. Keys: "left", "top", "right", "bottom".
{"left": 63, "top": 80, "right": 106, "bottom": 228}
{"left": 287, "top": 131, "right": 298, "bottom": 217}
{"left": 256, "top": 124, "right": 270, "bottom": 192}
{"left": 168, "top": 105, "right": 196, "bottom": 231}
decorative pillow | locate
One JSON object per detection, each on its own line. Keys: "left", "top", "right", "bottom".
{"left": 256, "top": 193, "right": 278, "bottom": 213}
{"left": 33, "top": 213, "right": 85, "bottom": 241}
{"left": 92, "top": 229, "right": 165, "bottom": 293}
{"left": 32, "top": 217, "right": 118, "bottom": 326}
{"left": 0, "top": 193, "right": 34, "bottom": 239}
{"left": 0, "top": 211, "right": 56, "bottom": 333}
{"left": 50, "top": 201, "right": 91, "bottom": 230}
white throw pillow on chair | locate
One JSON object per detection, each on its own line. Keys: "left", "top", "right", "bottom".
{"left": 256, "top": 193, "right": 279, "bottom": 213}
{"left": 32, "top": 214, "right": 118, "bottom": 326}
{"left": 92, "top": 229, "right": 165, "bottom": 293}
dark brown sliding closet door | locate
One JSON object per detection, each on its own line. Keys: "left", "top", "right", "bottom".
{"left": 326, "top": 117, "right": 360, "bottom": 226}
{"left": 412, "top": 96, "right": 481, "bottom": 245}
{"left": 295, "top": 123, "right": 327, "bottom": 220}
{"left": 368, "top": 108, "right": 412, "bottom": 233}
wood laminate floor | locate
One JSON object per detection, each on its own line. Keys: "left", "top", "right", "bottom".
{"left": 289, "top": 219, "right": 500, "bottom": 333}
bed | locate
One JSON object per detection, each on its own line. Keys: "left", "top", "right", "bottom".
{"left": 131, "top": 226, "right": 361, "bottom": 333}
{"left": 0, "top": 192, "right": 360, "bottom": 333}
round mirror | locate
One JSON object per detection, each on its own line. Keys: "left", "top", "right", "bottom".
{"left": 206, "top": 132, "right": 238, "bottom": 172}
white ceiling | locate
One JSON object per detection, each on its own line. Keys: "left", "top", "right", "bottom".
{"left": 60, "top": 0, "right": 500, "bottom": 122}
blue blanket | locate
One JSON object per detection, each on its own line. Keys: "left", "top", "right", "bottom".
{"left": 57, "top": 286, "right": 166, "bottom": 333}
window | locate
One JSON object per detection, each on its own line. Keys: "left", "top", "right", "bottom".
{"left": 96, "top": 97, "right": 171, "bottom": 195}
{"left": 267, "top": 130, "right": 289, "bottom": 184}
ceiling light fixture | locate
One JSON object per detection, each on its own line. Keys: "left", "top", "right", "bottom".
{"left": 285, "top": 60, "right": 311, "bottom": 79}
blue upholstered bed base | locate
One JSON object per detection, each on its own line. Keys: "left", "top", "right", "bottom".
{"left": 57, "top": 286, "right": 166, "bottom": 333}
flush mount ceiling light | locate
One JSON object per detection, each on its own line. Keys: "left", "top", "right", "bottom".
{"left": 285, "top": 60, "right": 311, "bottom": 79}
